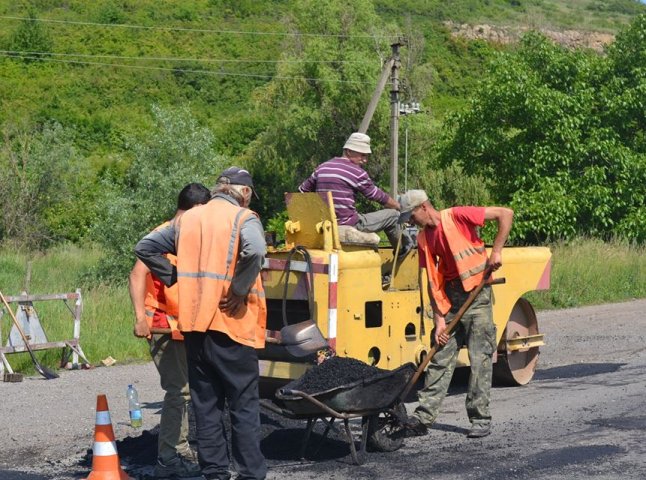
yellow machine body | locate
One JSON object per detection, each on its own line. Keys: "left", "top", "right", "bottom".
{"left": 259, "top": 193, "right": 551, "bottom": 386}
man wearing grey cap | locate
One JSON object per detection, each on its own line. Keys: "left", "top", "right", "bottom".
{"left": 135, "top": 166, "right": 268, "bottom": 480}
{"left": 398, "top": 190, "right": 513, "bottom": 439}
{"left": 299, "top": 132, "right": 414, "bottom": 259}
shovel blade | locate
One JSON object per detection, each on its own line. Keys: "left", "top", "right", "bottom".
{"left": 280, "top": 320, "right": 328, "bottom": 357}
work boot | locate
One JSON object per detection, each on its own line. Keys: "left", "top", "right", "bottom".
{"left": 467, "top": 423, "right": 491, "bottom": 438}
{"left": 154, "top": 455, "right": 201, "bottom": 478}
{"left": 400, "top": 416, "right": 429, "bottom": 437}
{"left": 203, "top": 471, "right": 232, "bottom": 480}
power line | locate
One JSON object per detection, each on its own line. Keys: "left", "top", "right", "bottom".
{"left": 0, "top": 52, "right": 376, "bottom": 84}
{"left": 0, "top": 15, "right": 398, "bottom": 39}
{"left": 0, "top": 49, "right": 376, "bottom": 65}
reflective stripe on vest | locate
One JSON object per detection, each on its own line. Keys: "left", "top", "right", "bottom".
{"left": 419, "top": 208, "right": 488, "bottom": 315}
{"left": 176, "top": 199, "right": 267, "bottom": 348}
{"left": 440, "top": 209, "right": 488, "bottom": 290}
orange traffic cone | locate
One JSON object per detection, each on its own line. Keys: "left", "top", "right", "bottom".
{"left": 85, "top": 394, "right": 133, "bottom": 480}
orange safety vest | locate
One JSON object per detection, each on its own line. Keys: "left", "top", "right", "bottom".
{"left": 175, "top": 199, "right": 266, "bottom": 348}
{"left": 418, "top": 208, "right": 488, "bottom": 315}
{"left": 144, "top": 221, "right": 183, "bottom": 341}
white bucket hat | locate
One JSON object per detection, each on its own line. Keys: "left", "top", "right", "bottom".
{"left": 343, "top": 132, "right": 372, "bottom": 154}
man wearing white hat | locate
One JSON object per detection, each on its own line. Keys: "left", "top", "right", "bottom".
{"left": 299, "top": 132, "right": 413, "bottom": 258}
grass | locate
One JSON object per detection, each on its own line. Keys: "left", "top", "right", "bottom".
{"left": 525, "top": 237, "right": 646, "bottom": 310}
{"left": 1, "top": 238, "right": 644, "bottom": 375}
{"left": 0, "top": 243, "right": 148, "bottom": 375}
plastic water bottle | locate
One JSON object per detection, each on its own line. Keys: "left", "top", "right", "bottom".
{"left": 127, "top": 384, "right": 143, "bottom": 428}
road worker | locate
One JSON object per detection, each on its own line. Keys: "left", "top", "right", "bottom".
{"left": 399, "top": 189, "right": 513, "bottom": 439}
{"left": 299, "top": 132, "right": 414, "bottom": 259}
{"left": 128, "top": 182, "right": 210, "bottom": 478}
{"left": 134, "top": 166, "right": 267, "bottom": 480}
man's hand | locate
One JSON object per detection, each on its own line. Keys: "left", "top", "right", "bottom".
{"left": 384, "top": 196, "right": 401, "bottom": 210}
{"left": 433, "top": 314, "right": 450, "bottom": 346}
{"left": 134, "top": 318, "right": 151, "bottom": 338}
{"left": 220, "top": 290, "right": 248, "bottom": 317}
{"left": 488, "top": 250, "right": 503, "bottom": 271}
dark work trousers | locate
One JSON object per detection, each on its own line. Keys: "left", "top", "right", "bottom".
{"left": 184, "top": 331, "right": 267, "bottom": 480}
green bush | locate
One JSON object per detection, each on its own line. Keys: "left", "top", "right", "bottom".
{"left": 435, "top": 23, "right": 646, "bottom": 244}
{"left": 0, "top": 121, "right": 90, "bottom": 248}
{"left": 87, "top": 104, "right": 227, "bottom": 285}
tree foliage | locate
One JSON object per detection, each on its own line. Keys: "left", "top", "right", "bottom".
{"left": 0, "top": 1, "right": 644, "bottom": 258}
{"left": 8, "top": 8, "right": 52, "bottom": 55}
{"left": 0, "top": 122, "right": 91, "bottom": 248}
{"left": 241, "top": 0, "right": 400, "bottom": 220}
{"left": 88, "top": 105, "right": 226, "bottom": 284}
{"left": 436, "top": 17, "right": 646, "bottom": 243}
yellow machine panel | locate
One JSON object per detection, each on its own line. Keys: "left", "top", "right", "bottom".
{"left": 259, "top": 193, "right": 551, "bottom": 387}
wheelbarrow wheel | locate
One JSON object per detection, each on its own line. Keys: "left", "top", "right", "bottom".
{"left": 366, "top": 403, "right": 406, "bottom": 452}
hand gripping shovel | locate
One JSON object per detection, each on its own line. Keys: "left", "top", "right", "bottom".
{"left": 266, "top": 246, "right": 327, "bottom": 357}
{"left": 0, "top": 290, "right": 59, "bottom": 380}
{"left": 399, "top": 266, "right": 498, "bottom": 403}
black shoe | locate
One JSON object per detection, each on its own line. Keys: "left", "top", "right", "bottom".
{"left": 154, "top": 455, "right": 201, "bottom": 478}
{"left": 203, "top": 472, "right": 231, "bottom": 480}
{"left": 467, "top": 424, "right": 491, "bottom": 438}
{"left": 400, "top": 416, "right": 429, "bottom": 437}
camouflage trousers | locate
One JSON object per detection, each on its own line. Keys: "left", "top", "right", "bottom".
{"left": 414, "top": 283, "right": 496, "bottom": 427}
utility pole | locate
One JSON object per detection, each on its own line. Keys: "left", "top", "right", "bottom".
{"left": 357, "top": 37, "right": 407, "bottom": 197}
{"left": 389, "top": 40, "right": 404, "bottom": 198}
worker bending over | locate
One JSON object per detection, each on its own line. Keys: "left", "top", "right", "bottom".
{"left": 399, "top": 189, "right": 513, "bottom": 439}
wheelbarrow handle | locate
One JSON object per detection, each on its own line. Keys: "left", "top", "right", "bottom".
{"left": 278, "top": 389, "right": 352, "bottom": 419}
{"left": 399, "top": 266, "right": 496, "bottom": 402}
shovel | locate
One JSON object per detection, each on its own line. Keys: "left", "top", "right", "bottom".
{"left": 0, "top": 290, "right": 59, "bottom": 380}
{"left": 398, "top": 266, "right": 498, "bottom": 402}
{"left": 267, "top": 246, "right": 328, "bottom": 357}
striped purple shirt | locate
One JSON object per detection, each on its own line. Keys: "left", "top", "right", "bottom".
{"left": 298, "top": 157, "right": 390, "bottom": 226}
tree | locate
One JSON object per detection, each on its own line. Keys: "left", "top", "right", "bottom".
{"left": 0, "top": 122, "right": 85, "bottom": 248}
{"left": 241, "top": 0, "right": 400, "bottom": 220}
{"left": 89, "top": 105, "right": 226, "bottom": 284}
{"left": 436, "top": 22, "right": 646, "bottom": 243}
{"left": 8, "top": 9, "right": 52, "bottom": 56}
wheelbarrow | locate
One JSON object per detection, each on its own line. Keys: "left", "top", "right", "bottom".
{"left": 260, "top": 362, "right": 416, "bottom": 465}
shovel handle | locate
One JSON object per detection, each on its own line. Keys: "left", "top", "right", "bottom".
{"left": 399, "top": 266, "right": 495, "bottom": 402}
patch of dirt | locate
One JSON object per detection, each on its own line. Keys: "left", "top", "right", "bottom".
{"left": 444, "top": 21, "right": 615, "bottom": 52}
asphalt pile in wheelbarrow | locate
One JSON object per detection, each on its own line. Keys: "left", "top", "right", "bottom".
{"left": 288, "top": 356, "right": 385, "bottom": 394}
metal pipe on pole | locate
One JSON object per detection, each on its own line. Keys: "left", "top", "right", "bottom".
{"left": 389, "top": 42, "right": 402, "bottom": 198}
{"left": 358, "top": 58, "right": 395, "bottom": 135}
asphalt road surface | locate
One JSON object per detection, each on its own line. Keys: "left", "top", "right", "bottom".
{"left": 1, "top": 299, "right": 644, "bottom": 480}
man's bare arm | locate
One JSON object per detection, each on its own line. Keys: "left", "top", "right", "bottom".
{"left": 484, "top": 206, "right": 514, "bottom": 270}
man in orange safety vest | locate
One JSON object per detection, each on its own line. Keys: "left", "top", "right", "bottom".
{"left": 134, "top": 167, "right": 267, "bottom": 480}
{"left": 129, "top": 182, "right": 211, "bottom": 478}
{"left": 398, "top": 189, "right": 513, "bottom": 439}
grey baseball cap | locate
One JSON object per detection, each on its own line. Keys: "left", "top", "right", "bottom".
{"left": 398, "top": 189, "right": 428, "bottom": 223}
